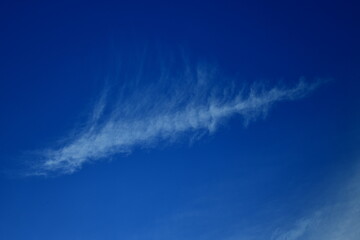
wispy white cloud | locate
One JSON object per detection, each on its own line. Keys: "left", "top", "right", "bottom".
{"left": 272, "top": 164, "right": 360, "bottom": 240}
{"left": 30, "top": 64, "right": 321, "bottom": 175}
{"left": 141, "top": 161, "right": 360, "bottom": 240}
{"left": 271, "top": 215, "right": 321, "bottom": 240}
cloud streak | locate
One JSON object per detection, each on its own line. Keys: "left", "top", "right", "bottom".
{"left": 31, "top": 64, "right": 321, "bottom": 175}
{"left": 271, "top": 163, "right": 360, "bottom": 240}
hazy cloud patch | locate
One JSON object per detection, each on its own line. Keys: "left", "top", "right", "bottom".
{"left": 30, "top": 61, "right": 322, "bottom": 176}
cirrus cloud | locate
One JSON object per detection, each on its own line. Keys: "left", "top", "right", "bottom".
{"left": 30, "top": 63, "right": 322, "bottom": 176}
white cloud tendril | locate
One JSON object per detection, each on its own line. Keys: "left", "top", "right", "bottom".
{"left": 32, "top": 67, "right": 321, "bottom": 175}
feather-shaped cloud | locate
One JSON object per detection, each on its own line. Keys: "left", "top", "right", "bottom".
{"left": 31, "top": 63, "right": 322, "bottom": 175}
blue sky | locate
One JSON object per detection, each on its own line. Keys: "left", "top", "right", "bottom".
{"left": 0, "top": 0, "right": 359, "bottom": 239}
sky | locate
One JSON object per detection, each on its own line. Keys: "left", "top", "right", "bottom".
{"left": 0, "top": 0, "right": 360, "bottom": 239}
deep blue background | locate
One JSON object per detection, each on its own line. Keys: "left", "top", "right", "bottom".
{"left": 0, "top": 0, "right": 359, "bottom": 239}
